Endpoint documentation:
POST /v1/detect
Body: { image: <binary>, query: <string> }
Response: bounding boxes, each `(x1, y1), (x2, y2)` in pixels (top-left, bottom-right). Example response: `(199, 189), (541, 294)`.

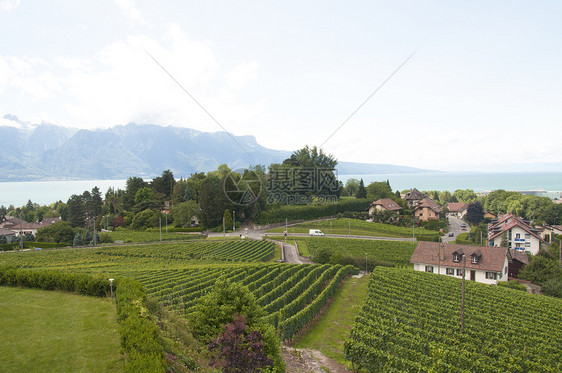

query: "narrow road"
(266, 232), (415, 242)
(444, 216), (470, 243)
(281, 242), (310, 264)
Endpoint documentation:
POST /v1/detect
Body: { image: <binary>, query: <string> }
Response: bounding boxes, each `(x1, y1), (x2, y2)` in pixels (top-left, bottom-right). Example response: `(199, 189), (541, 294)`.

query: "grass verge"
(294, 274), (370, 369)
(0, 286), (123, 372)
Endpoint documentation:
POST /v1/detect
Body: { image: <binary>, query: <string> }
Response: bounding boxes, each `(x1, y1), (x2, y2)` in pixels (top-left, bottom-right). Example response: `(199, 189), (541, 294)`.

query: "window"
(446, 268), (454, 275)
(525, 233), (531, 239)
(453, 254), (461, 262)
(471, 256), (478, 264)
(516, 233), (521, 239)
(425, 266), (433, 273)
(525, 242), (531, 247)
(456, 269), (464, 276)
(505, 267), (508, 274)
(485, 272), (497, 280)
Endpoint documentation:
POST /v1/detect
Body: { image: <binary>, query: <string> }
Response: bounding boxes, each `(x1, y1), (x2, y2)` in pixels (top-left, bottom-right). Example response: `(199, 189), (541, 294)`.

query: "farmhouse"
(0, 228), (16, 243)
(414, 198), (442, 221)
(536, 224), (562, 243)
(368, 198), (402, 215)
(447, 202), (468, 218)
(487, 213), (543, 255)
(410, 242), (510, 285)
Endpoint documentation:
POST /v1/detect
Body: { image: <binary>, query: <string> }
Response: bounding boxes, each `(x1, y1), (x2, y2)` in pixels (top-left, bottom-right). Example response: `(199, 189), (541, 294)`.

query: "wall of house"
(509, 226), (540, 255)
(416, 207), (439, 221)
(413, 261), (506, 285)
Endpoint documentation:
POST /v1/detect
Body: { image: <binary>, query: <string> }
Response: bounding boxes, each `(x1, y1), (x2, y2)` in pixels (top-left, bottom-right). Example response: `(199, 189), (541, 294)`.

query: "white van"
(309, 229), (325, 236)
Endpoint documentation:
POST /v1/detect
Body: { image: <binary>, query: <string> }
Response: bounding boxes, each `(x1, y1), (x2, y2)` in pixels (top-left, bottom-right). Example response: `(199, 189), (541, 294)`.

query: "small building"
(410, 242), (509, 285)
(483, 212), (496, 220)
(368, 198), (402, 215)
(403, 188), (424, 208)
(487, 213), (543, 255)
(447, 202), (468, 218)
(414, 198), (442, 221)
(507, 248), (529, 278)
(0, 228), (16, 243)
(537, 224), (562, 243)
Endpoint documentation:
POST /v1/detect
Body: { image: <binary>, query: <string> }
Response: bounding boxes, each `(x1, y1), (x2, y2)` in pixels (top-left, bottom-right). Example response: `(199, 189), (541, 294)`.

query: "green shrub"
(497, 280), (527, 292)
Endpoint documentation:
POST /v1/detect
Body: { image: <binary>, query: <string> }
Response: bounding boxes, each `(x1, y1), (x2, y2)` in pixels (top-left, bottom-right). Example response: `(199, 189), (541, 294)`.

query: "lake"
(1, 172), (561, 207)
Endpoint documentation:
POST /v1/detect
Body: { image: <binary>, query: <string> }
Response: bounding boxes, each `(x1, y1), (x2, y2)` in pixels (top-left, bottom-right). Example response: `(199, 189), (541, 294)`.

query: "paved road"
(444, 216), (470, 243)
(265, 232), (415, 242)
(282, 242), (309, 264)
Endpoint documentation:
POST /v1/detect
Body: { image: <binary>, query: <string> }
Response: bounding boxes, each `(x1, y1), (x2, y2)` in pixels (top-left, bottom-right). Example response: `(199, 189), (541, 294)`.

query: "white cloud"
(227, 61), (260, 90)
(114, 0), (148, 25)
(0, 0), (20, 12)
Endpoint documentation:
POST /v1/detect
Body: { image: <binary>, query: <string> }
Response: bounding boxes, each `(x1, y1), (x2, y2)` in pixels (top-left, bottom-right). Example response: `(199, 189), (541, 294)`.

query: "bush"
(497, 280), (527, 292)
(115, 278), (166, 372)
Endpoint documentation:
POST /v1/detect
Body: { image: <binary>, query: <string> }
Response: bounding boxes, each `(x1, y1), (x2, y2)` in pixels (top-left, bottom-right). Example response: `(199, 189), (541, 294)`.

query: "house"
(0, 228), (16, 243)
(507, 249), (529, 278)
(403, 188), (424, 208)
(0, 216), (60, 237)
(483, 212), (496, 220)
(487, 213), (543, 255)
(368, 198), (402, 215)
(536, 224), (562, 243)
(161, 201), (171, 215)
(414, 198), (442, 221)
(410, 242), (509, 285)
(447, 202), (468, 218)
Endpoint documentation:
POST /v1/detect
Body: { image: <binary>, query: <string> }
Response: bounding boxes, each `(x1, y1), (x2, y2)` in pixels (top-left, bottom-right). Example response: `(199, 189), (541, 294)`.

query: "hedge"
(0, 241), (67, 251)
(115, 278), (166, 372)
(0, 266), (109, 296)
(146, 227), (204, 233)
(257, 198), (371, 224)
(0, 267), (167, 372)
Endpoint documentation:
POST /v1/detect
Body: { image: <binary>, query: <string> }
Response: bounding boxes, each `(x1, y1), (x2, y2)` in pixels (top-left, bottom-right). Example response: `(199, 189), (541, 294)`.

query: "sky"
(1, 0), (561, 172)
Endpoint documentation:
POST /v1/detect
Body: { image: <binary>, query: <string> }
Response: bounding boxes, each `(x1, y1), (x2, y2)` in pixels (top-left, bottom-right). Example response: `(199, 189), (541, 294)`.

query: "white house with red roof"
(487, 213), (543, 255)
(410, 242), (510, 285)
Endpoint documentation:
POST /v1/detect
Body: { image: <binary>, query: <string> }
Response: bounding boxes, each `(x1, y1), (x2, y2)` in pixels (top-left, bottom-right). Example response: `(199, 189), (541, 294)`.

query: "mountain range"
(0, 115), (431, 181)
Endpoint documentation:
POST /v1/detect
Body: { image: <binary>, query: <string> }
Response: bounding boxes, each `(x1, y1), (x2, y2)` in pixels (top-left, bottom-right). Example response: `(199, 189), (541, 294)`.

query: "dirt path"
(283, 346), (351, 373)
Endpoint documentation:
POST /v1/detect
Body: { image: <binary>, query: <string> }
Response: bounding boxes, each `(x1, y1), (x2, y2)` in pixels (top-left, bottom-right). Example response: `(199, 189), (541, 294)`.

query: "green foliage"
(170, 200), (199, 228)
(73, 232), (83, 246)
(365, 180), (393, 201)
(307, 238), (415, 271)
(67, 194), (85, 227)
(465, 201), (484, 225)
(131, 209), (158, 230)
(497, 280), (528, 292)
(344, 267), (562, 372)
(356, 179), (367, 199)
(115, 278), (166, 372)
(0, 266), (110, 296)
(257, 199), (370, 225)
(36, 220), (75, 244)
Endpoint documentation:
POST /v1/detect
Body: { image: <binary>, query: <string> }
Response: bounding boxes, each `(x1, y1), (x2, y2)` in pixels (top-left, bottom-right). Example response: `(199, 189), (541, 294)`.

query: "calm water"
(340, 172), (562, 194)
(1, 172), (562, 207)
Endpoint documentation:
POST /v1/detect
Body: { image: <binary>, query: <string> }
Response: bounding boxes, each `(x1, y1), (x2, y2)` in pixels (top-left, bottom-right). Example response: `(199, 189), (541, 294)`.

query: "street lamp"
(109, 278), (114, 298)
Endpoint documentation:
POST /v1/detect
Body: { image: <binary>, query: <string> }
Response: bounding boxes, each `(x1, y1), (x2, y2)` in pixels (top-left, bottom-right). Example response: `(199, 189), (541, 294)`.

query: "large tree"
(356, 179), (367, 199)
(151, 169), (175, 199)
(67, 194), (85, 227)
(465, 201), (484, 225)
(123, 177), (146, 211)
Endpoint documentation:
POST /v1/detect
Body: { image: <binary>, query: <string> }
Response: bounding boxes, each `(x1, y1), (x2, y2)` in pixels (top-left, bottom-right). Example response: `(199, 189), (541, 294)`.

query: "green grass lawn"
(295, 274), (370, 368)
(0, 287), (123, 373)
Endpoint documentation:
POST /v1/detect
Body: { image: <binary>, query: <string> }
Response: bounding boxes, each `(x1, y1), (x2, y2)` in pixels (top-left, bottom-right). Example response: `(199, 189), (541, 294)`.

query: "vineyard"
(0, 239), (358, 341)
(345, 267), (562, 372)
(268, 218), (440, 240)
(306, 237), (416, 269)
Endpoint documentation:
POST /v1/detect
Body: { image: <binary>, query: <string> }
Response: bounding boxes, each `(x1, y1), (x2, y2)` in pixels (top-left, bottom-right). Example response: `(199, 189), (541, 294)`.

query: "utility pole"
(348, 219), (351, 237)
(165, 213), (168, 233)
(159, 217), (162, 242)
(19, 215), (23, 251)
(559, 240), (561, 268)
(461, 254), (466, 332)
(233, 211), (235, 233)
(365, 253), (368, 275)
(223, 217), (225, 241)
(93, 217), (96, 246)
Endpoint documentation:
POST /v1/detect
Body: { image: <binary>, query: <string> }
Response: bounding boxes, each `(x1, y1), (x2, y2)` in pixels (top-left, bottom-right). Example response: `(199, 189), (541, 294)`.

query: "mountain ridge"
(0, 115), (433, 181)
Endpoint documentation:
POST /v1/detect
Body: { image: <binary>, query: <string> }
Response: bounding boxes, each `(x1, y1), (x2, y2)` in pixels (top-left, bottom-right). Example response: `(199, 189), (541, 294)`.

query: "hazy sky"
(1, 0), (561, 172)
